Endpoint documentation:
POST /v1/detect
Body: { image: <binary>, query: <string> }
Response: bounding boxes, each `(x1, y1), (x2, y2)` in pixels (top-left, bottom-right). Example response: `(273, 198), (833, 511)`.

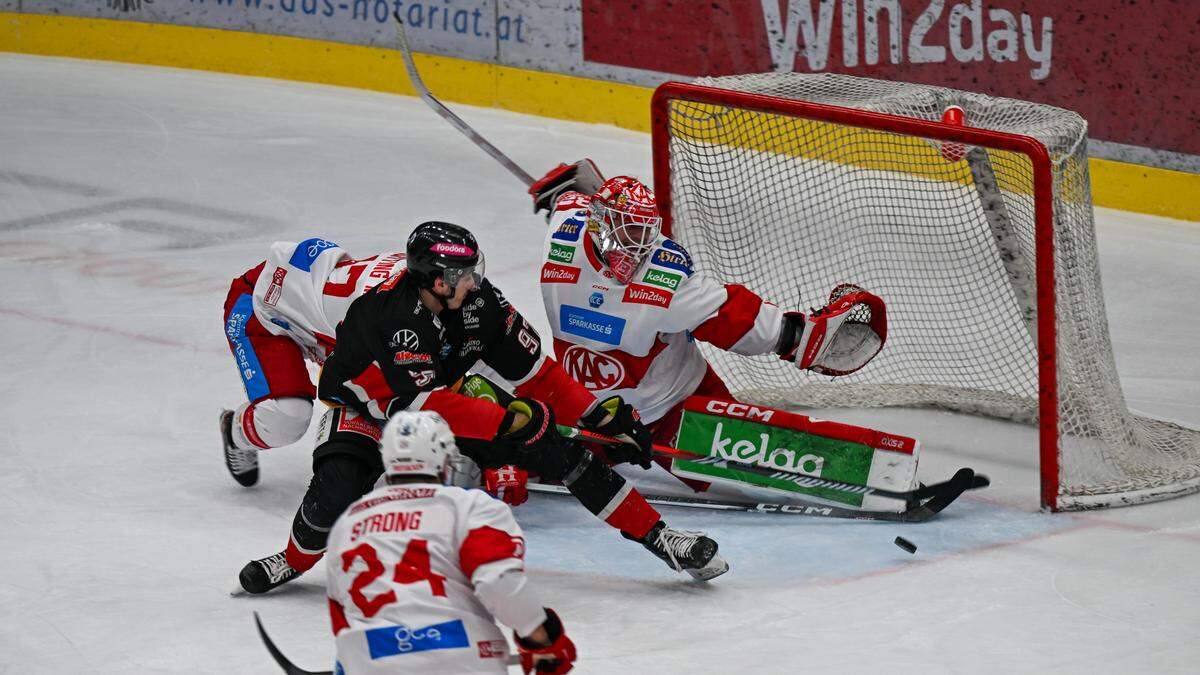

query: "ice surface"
(1, 54), (1198, 674)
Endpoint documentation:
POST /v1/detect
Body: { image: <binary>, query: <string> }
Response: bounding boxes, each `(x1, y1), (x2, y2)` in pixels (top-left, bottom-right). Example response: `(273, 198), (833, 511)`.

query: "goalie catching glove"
(529, 159), (605, 222)
(776, 284), (888, 376)
(578, 395), (653, 469)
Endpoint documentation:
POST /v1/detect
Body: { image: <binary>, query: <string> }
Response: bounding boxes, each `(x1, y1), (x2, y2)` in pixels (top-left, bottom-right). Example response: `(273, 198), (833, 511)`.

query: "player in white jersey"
(528, 163), (887, 487)
(326, 411), (576, 674)
(220, 238), (407, 486)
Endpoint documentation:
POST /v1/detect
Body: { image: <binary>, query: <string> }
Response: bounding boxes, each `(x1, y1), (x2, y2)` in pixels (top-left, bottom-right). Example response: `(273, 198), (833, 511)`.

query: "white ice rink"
(2, 53), (1198, 674)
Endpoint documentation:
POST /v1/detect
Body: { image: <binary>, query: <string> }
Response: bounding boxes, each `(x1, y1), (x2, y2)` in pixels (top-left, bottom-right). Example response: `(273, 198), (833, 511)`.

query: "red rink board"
(581, 0), (1200, 156)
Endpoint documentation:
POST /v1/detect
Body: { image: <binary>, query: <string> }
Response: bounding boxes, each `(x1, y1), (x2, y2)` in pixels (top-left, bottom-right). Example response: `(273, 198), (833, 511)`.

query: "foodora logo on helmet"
(589, 177), (662, 285)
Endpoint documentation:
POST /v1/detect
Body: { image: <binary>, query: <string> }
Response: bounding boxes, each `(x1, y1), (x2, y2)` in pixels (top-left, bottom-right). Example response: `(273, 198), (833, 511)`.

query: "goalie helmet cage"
(650, 73), (1200, 511)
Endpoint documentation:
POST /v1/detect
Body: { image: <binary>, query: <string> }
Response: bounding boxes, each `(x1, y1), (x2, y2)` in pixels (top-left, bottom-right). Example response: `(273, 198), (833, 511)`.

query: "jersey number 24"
(340, 539), (447, 617)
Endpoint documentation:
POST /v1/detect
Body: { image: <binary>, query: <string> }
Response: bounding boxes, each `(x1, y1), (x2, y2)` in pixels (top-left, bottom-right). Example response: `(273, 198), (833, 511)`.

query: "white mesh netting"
(660, 72), (1200, 510)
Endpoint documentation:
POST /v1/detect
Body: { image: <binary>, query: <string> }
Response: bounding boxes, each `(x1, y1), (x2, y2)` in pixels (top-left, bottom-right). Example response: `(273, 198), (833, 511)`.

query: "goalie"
(528, 162), (888, 488)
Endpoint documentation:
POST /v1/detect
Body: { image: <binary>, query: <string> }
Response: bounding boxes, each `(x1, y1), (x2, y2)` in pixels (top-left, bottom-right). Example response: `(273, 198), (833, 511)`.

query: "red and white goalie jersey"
(326, 483), (540, 674)
(539, 194), (785, 423)
(250, 238), (407, 363)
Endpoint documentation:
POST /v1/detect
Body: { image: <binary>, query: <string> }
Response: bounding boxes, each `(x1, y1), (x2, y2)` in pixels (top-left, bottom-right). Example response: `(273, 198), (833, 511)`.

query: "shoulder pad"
(373, 269), (406, 293)
(288, 237), (340, 272)
(550, 215), (588, 243)
(555, 191), (592, 212)
(647, 238), (694, 276)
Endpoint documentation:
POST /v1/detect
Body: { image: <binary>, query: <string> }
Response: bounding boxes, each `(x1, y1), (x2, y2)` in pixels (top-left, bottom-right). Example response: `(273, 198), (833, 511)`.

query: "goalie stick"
(391, 11), (536, 187)
(561, 426), (989, 504)
(529, 467), (977, 523)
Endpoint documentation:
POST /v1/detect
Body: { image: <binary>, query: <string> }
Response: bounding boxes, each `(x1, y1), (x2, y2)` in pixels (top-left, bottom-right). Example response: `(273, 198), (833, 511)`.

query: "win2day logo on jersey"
(623, 283), (672, 308)
(560, 305), (625, 346)
(541, 262), (580, 284)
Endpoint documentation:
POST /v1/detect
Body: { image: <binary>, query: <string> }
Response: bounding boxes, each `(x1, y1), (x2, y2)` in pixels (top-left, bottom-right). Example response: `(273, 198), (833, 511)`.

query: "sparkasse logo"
(622, 283), (671, 308)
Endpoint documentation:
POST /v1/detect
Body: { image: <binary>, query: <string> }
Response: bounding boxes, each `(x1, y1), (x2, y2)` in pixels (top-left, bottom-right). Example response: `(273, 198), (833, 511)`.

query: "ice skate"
(221, 409), (259, 487)
(238, 551), (301, 594)
(629, 521), (729, 581)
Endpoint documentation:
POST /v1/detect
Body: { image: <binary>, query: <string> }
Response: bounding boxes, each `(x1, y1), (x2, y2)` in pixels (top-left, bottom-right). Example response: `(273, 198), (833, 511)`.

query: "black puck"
(894, 536), (918, 554)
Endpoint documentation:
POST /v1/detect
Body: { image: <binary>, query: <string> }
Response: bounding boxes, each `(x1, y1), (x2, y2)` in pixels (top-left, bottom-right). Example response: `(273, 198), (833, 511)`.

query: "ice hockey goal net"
(651, 73), (1200, 511)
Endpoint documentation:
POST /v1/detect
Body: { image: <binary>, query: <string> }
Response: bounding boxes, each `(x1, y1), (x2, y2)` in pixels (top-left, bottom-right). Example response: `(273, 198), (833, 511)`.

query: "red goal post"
(650, 75), (1200, 511)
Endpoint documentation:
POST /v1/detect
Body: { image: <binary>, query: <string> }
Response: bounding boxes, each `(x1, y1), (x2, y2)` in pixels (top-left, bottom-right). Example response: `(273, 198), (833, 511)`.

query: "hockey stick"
(528, 467), (976, 523)
(254, 612), (331, 675)
(561, 426), (989, 503)
(392, 11), (536, 187)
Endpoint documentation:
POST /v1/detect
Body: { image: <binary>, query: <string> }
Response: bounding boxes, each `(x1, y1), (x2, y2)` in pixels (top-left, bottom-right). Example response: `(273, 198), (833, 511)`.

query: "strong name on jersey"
(539, 194), (785, 423)
(326, 484), (530, 674)
(251, 238), (407, 363)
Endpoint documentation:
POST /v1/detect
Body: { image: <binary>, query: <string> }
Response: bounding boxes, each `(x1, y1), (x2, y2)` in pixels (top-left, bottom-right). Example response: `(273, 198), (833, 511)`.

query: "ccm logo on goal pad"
(705, 399), (775, 423)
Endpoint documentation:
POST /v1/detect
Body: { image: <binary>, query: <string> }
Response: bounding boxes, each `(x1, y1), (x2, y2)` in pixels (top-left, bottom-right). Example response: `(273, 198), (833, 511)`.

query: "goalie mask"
(587, 176), (662, 285)
(380, 411), (460, 485)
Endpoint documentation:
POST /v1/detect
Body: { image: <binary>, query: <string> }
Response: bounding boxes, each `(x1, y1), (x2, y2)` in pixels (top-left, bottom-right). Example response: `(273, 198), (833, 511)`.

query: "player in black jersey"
(237, 222), (728, 594)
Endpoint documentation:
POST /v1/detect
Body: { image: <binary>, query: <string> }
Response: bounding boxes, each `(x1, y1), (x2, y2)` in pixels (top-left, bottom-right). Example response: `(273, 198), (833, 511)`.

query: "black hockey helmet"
(406, 221), (485, 288)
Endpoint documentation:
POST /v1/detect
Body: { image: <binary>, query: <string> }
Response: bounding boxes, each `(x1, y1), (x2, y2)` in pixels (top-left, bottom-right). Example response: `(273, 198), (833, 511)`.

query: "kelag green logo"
(708, 422), (825, 475)
(642, 268), (681, 291)
(675, 410), (875, 506)
(548, 243), (575, 264)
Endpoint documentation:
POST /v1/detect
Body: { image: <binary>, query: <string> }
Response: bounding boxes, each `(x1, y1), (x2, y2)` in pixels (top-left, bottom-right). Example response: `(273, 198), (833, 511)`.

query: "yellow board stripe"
(1090, 158), (1200, 221)
(1, 12), (1195, 221)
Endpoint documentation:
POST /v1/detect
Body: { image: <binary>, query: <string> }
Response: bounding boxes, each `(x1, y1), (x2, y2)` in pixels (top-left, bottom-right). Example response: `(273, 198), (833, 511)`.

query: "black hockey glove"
(499, 398), (568, 458)
(528, 159), (605, 222)
(578, 396), (653, 470)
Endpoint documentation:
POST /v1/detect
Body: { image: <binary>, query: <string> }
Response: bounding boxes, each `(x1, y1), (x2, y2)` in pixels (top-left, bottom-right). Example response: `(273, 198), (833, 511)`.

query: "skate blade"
(685, 554), (729, 582)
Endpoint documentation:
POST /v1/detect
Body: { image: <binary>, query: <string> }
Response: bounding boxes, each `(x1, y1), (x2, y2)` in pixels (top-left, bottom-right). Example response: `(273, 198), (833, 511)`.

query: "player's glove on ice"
(578, 396), (653, 469)
(484, 464), (529, 506)
(528, 159), (604, 222)
(516, 608), (577, 674)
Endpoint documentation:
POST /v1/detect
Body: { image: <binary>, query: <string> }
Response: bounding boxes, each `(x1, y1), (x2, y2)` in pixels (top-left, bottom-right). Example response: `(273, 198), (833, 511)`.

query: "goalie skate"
(629, 522), (729, 581)
(220, 409), (259, 487)
(238, 551), (301, 595)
